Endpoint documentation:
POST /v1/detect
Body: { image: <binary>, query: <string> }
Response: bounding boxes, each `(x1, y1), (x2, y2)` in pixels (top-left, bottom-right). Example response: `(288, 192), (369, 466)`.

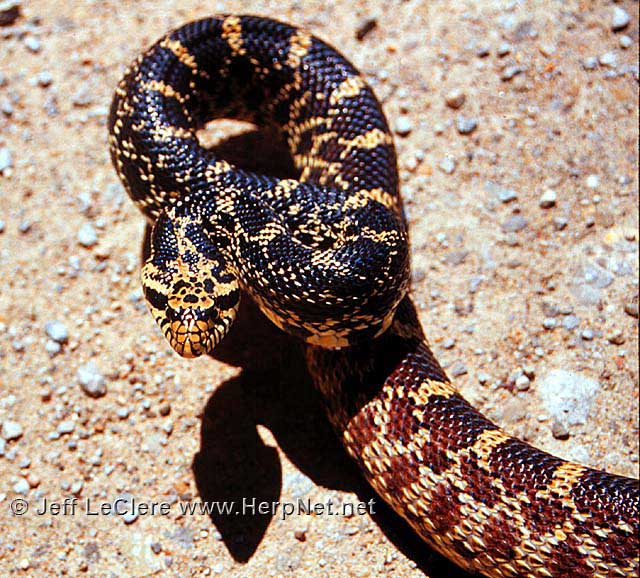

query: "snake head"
(142, 265), (240, 358)
(141, 210), (241, 358)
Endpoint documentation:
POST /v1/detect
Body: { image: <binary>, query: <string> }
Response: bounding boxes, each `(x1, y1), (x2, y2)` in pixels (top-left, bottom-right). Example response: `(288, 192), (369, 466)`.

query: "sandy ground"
(0, 1), (638, 576)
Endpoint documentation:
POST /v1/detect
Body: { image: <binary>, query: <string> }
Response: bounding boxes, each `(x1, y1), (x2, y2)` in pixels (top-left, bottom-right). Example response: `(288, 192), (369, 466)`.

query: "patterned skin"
(108, 15), (640, 577)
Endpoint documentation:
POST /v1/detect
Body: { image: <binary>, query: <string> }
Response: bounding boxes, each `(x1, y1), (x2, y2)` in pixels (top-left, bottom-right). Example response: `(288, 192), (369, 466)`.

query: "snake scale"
(108, 15), (639, 577)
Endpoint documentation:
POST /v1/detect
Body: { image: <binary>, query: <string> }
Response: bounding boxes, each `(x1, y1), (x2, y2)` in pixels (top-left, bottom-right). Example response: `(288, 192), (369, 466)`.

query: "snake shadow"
(143, 124), (476, 577)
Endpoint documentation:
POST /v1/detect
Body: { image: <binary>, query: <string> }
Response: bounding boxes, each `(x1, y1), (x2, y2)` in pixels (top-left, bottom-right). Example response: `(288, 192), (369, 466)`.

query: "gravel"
(586, 174), (600, 189)
(539, 370), (599, 427)
(539, 189), (557, 208)
(77, 223), (98, 247)
(444, 88), (466, 109)
(13, 478), (30, 495)
(438, 155), (456, 174)
(355, 16), (377, 41)
(501, 65), (525, 81)
(394, 115), (413, 136)
(611, 6), (630, 31)
(496, 188), (518, 203)
(44, 320), (68, 343)
(57, 420), (75, 435)
(624, 303), (639, 318)
(2, 420), (23, 440)
(77, 362), (107, 398)
(0, 146), (12, 172)
(599, 52), (618, 68)
(501, 214), (528, 233)
(24, 36), (42, 53)
(36, 71), (53, 87)
(619, 35), (632, 49)
(449, 362), (468, 377)
(456, 116), (478, 135)
(581, 328), (595, 341)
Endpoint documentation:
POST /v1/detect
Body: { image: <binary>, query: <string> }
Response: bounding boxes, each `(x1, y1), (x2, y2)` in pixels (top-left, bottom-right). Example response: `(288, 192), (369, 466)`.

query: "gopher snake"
(108, 15), (639, 577)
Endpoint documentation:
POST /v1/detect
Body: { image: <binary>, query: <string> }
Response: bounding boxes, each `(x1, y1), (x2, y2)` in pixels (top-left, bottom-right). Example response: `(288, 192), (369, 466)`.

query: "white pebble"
(599, 52), (618, 68)
(77, 362), (107, 398)
(539, 189), (557, 208)
(2, 420), (23, 441)
(45, 320), (68, 343)
(57, 420), (75, 435)
(77, 223), (98, 247)
(586, 174), (600, 189)
(394, 115), (413, 136)
(438, 156), (456, 174)
(23, 36), (41, 52)
(0, 147), (12, 172)
(444, 88), (466, 109)
(611, 6), (630, 31)
(13, 478), (30, 495)
(619, 35), (632, 49)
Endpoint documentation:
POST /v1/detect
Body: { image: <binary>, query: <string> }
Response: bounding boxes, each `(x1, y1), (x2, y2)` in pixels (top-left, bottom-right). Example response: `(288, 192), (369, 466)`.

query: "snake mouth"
(161, 305), (236, 358)
(167, 317), (215, 358)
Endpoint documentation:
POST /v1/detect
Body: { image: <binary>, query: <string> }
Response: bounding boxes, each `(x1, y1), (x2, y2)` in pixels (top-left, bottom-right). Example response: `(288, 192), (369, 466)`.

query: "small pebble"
(77, 362), (107, 398)
(501, 214), (528, 233)
(445, 88), (466, 109)
(497, 42), (512, 56)
(553, 217), (568, 231)
(442, 338), (455, 350)
(477, 372), (490, 385)
(562, 315), (580, 330)
(450, 362), (468, 377)
(438, 156), (456, 174)
(551, 419), (570, 440)
(515, 375), (530, 391)
(77, 223), (98, 247)
(0, 0), (21, 26)
(599, 52), (617, 68)
(45, 340), (61, 356)
(57, 420), (75, 435)
(0, 147), (12, 172)
(501, 66), (525, 81)
(394, 115), (413, 136)
(586, 174), (600, 189)
(543, 317), (557, 330)
(13, 478), (30, 495)
(623, 303), (639, 318)
(24, 36), (41, 52)
(619, 35), (632, 49)
(0, 219), (4, 233)
(582, 57), (598, 70)
(539, 189), (557, 208)
(44, 320), (68, 343)
(456, 116), (478, 135)
(150, 542), (162, 554)
(611, 6), (630, 31)
(539, 370), (599, 427)
(497, 188), (518, 203)
(607, 330), (625, 345)
(581, 329), (594, 341)
(36, 71), (53, 87)
(294, 530), (307, 542)
(2, 420), (23, 441)
(355, 16), (377, 41)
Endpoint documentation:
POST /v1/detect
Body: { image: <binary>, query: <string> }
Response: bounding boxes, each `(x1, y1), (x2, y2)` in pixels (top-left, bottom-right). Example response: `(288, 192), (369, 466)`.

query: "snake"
(107, 15), (639, 578)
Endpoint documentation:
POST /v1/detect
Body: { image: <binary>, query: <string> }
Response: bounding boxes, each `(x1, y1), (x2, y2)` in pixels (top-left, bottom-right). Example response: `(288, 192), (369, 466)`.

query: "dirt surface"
(0, 1), (638, 576)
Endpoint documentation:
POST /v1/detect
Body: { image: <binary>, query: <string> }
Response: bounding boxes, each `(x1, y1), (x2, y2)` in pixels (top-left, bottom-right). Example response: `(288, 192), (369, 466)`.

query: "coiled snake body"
(108, 15), (639, 577)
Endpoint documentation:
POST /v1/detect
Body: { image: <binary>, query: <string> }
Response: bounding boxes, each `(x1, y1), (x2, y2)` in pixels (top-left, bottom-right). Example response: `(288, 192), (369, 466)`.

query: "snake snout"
(164, 304), (234, 358)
